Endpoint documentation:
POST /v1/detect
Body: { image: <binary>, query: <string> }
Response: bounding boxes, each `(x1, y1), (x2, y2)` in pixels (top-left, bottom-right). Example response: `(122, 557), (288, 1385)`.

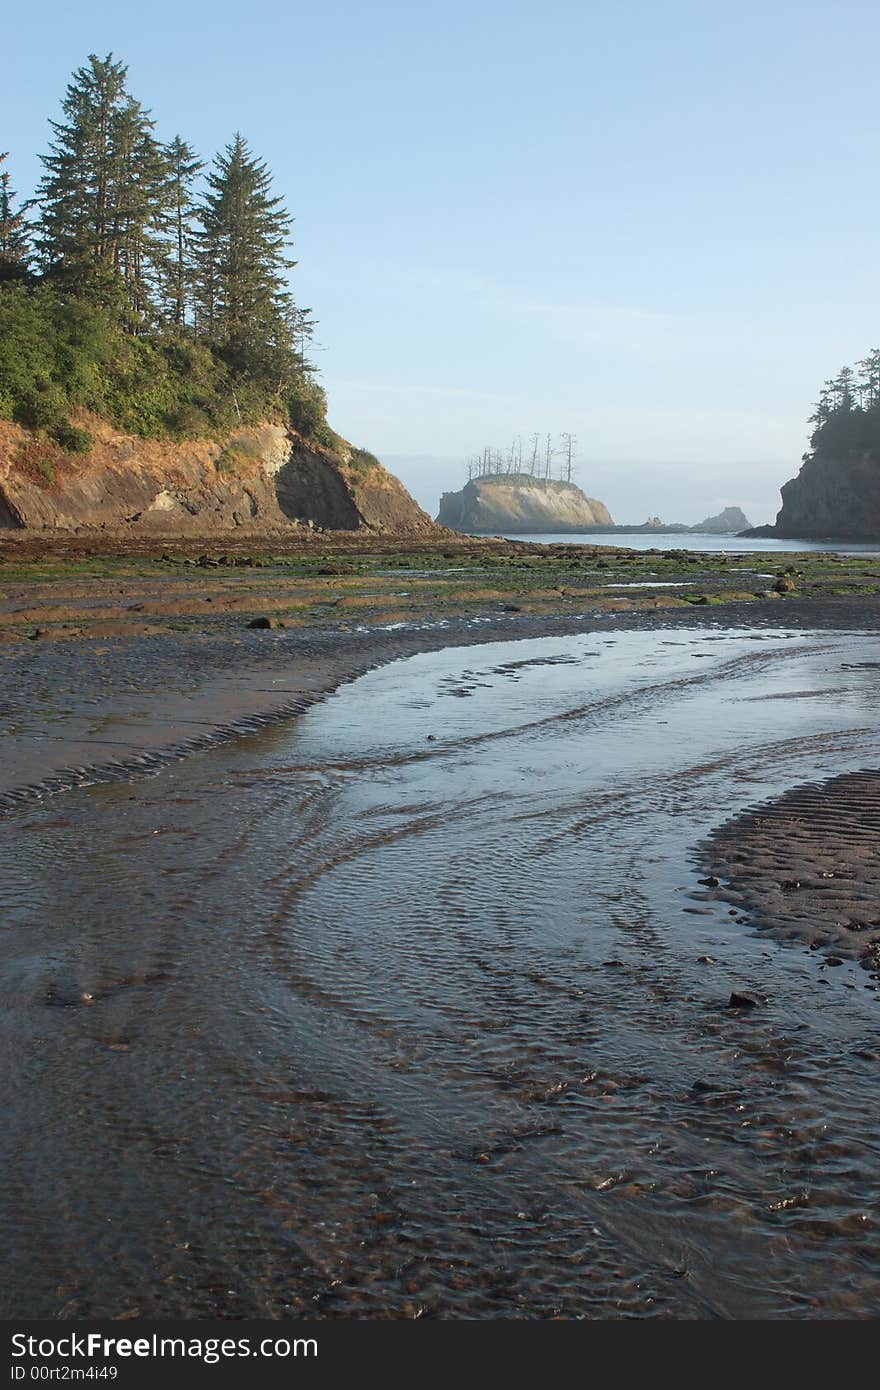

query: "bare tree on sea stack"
(559, 432), (576, 483)
(463, 433), (584, 482)
(543, 433), (555, 480)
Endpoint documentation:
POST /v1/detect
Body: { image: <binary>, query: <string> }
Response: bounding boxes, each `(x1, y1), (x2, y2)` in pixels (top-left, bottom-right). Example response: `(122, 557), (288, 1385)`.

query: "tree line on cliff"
(806, 351), (880, 464)
(0, 54), (329, 452)
(465, 433), (579, 483)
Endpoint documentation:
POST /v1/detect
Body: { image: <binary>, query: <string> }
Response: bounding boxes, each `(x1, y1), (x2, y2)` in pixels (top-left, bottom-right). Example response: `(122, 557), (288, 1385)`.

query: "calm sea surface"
(498, 531), (880, 554)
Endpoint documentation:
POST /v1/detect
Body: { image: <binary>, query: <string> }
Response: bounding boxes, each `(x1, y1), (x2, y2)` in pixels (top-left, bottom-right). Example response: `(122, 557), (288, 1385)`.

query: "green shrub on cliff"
(348, 447), (381, 474)
(0, 279), (330, 445)
(52, 423), (93, 453)
(0, 284), (113, 429)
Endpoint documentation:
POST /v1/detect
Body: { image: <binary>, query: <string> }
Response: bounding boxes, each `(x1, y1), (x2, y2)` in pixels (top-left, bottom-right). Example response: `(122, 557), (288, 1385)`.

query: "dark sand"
(3, 597), (880, 1318)
(4, 590), (879, 812)
(704, 767), (880, 971)
(4, 539), (880, 1318)
(3, 564), (880, 971)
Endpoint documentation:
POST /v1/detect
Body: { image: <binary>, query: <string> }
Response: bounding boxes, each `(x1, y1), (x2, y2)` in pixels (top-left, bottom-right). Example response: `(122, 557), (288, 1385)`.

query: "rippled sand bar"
(2, 623), (879, 1318)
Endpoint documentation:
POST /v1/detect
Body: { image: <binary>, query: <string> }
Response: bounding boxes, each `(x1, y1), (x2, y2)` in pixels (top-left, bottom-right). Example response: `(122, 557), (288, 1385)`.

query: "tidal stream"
(2, 624), (879, 1318)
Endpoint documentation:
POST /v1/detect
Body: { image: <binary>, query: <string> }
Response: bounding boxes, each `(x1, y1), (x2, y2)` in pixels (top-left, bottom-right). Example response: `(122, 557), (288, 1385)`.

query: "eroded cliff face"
(771, 451), (880, 539)
(438, 474), (613, 532)
(0, 416), (439, 536)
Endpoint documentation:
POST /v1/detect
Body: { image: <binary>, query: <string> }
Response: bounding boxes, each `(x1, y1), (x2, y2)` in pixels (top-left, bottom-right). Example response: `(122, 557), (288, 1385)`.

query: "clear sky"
(4, 1), (878, 523)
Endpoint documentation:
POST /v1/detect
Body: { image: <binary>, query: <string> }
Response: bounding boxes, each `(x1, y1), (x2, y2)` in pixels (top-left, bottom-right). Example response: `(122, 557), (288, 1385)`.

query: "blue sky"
(5, 1), (878, 522)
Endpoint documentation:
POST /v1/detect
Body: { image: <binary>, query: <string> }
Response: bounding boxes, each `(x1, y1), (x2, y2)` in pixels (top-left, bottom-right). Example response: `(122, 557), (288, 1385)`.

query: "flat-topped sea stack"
(438, 473), (613, 534)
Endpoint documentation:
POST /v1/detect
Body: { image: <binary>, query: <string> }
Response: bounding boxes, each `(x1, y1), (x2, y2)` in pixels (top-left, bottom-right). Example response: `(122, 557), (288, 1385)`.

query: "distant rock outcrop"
(693, 506), (750, 533)
(437, 473), (613, 533)
(0, 417), (440, 536)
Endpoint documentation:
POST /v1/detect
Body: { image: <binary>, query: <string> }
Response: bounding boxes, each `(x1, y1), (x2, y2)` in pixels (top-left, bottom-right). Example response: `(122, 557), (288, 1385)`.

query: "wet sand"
(3, 565), (880, 812)
(704, 768), (880, 970)
(2, 556), (880, 1319)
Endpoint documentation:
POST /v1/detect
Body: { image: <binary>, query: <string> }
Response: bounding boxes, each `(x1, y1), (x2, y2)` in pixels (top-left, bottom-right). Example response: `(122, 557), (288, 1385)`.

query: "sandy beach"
(4, 532), (880, 811)
(3, 537), (880, 1319)
(4, 538), (880, 971)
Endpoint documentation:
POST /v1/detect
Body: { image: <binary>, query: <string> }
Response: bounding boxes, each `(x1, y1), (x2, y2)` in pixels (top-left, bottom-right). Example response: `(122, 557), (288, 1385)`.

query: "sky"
(4, 1), (878, 524)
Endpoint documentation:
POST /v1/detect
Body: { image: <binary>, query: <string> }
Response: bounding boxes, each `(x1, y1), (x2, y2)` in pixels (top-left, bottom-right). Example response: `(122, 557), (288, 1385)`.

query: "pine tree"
(113, 98), (173, 330)
(36, 53), (130, 297)
(810, 372), (855, 425)
(35, 53), (168, 326)
(195, 133), (295, 360)
(4, 54), (329, 441)
(856, 349), (880, 409)
(0, 152), (31, 280)
(161, 136), (203, 329)
(809, 384), (834, 429)
(290, 303), (318, 370)
(835, 366), (857, 410)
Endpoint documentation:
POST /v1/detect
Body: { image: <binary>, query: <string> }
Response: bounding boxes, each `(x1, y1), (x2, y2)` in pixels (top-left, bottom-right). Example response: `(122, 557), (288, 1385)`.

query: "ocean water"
(497, 531), (880, 554)
(2, 623), (879, 1318)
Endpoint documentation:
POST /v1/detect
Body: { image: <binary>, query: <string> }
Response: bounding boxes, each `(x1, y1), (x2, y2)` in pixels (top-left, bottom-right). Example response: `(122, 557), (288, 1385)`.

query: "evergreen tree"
(0, 152), (31, 280)
(195, 133), (295, 359)
(857, 349), (880, 409)
(807, 353), (880, 463)
(290, 304), (318, 368)
(113, 99), (172, 330)
(835, 365), (857, 410)
(35, 53), (168, 326)
(36, 54), (130, 297)
(2, 54), (328, 443)
(161, 136), (203, 329)
(809, 384), (834, 429)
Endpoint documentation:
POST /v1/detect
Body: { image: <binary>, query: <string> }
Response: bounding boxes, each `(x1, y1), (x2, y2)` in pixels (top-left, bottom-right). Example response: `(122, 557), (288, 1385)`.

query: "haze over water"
(502, 533), (880, 554)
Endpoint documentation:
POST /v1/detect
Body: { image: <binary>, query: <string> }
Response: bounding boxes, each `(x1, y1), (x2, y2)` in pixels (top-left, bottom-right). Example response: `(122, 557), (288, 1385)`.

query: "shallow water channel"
(2, 624), (879, 1318)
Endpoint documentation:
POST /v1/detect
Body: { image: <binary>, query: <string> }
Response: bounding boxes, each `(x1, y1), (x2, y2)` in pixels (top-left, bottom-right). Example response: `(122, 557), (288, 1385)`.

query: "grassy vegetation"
(0, 282), (331, 448)
(347, 447), (382, 475)
(10, 435), (68, 488)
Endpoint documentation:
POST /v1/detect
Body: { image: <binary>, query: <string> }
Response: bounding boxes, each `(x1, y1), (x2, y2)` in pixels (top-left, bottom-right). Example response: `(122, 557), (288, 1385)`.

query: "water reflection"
(1, 625), (879, 1318)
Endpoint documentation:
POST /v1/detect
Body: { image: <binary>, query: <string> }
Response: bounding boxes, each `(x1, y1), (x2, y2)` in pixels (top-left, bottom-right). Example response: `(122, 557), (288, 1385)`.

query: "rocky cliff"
(759, 450), (880, 540)
(0, 416), (439, 536)
(437, 474), (613, 533)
